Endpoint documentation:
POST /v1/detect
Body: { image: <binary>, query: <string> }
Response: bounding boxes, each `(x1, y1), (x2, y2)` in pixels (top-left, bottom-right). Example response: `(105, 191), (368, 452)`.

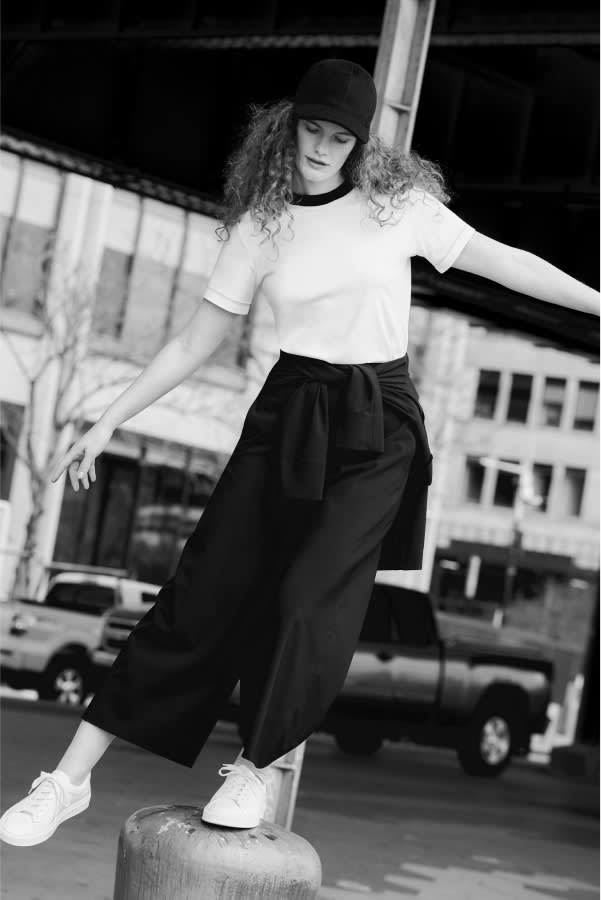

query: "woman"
(1, 58), (598, 846)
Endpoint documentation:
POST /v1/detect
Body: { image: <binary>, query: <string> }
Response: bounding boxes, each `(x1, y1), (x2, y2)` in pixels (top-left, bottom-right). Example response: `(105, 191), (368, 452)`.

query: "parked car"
(0, 572), (159, 705)
(320, 581), (553, 776)
(91, 579), (553, 777)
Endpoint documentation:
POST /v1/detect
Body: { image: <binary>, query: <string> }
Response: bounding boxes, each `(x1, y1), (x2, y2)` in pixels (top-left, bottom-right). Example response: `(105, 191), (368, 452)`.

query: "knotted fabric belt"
(275, 350), (420, 502)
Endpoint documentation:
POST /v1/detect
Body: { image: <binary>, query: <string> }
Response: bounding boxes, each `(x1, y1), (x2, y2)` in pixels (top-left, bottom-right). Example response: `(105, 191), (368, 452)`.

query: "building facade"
(434, 322), (598, 616)
(0, 152), (274, 597)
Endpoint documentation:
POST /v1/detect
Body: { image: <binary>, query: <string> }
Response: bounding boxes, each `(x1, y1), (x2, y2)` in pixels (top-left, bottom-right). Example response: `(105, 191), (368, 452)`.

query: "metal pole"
(480, 458), (541, 625)
(503, 523), (522, 610)
(264, 0), (441, 831)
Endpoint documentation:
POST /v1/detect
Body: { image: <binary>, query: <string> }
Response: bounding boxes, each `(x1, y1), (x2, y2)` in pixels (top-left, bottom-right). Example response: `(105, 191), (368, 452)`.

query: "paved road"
(1, 697), (598, 900)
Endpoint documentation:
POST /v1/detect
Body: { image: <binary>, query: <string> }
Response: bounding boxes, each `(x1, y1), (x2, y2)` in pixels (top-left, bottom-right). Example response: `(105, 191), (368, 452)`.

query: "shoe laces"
(22, 771), (63, 823)
(217, 763), (265, 802)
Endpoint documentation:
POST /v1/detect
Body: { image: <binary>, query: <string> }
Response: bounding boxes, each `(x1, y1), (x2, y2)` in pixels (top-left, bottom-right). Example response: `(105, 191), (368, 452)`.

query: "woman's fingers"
(68, 457), (91, 491)
(68, 459), (81, 491)
(76, 450), (94, 490)
(50, 445), (81, 484)
(50, 437), (101, 490)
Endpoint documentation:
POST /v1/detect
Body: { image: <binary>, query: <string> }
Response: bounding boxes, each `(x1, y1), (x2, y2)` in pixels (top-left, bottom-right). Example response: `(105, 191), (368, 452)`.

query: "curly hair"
(216, 98), (452, 247)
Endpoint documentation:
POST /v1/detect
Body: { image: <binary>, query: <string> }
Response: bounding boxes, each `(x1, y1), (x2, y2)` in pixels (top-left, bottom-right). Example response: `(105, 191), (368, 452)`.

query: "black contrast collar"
(291, 179), (353, 206)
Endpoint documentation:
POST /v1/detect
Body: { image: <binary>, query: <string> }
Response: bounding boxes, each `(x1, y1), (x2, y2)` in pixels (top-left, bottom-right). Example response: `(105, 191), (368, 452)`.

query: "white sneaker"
(0, 769), (91, 847)
(201, 762), (268, 828)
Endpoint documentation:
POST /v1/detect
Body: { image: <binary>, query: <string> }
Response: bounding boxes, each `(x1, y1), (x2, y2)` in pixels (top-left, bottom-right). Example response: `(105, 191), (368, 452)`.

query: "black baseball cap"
(293, 58), (378, 144)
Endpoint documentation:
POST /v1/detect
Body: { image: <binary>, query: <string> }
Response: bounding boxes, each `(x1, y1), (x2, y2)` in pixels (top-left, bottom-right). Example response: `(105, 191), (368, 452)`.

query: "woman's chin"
(301, 172), (325, 186)
(296, 168), (339, 191)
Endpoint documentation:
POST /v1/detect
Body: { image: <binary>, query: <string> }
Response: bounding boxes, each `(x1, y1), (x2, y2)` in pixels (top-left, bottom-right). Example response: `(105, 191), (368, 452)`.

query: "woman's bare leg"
(55, 721), (116, 785)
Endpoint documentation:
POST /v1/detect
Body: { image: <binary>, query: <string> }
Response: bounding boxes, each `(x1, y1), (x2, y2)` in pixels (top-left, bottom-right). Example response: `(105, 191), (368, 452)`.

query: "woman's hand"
(49, 421), (115, 491)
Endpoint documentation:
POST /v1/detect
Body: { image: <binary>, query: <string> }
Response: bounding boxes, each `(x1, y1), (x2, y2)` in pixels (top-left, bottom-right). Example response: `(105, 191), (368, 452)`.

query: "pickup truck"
(91, 579), (553, 777)
(0, 572), (159, 704)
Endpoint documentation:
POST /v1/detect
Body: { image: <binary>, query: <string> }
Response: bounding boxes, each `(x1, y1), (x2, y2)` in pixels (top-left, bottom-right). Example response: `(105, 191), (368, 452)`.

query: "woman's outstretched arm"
(451, 231), (600, 317)
(96, 298), (238, 433)
(49, 298), (239, 490)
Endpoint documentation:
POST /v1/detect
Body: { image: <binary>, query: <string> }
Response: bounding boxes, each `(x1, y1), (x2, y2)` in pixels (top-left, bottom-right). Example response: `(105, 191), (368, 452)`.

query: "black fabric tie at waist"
(263, 349), (432, 570)
(277, 352), (404, 501)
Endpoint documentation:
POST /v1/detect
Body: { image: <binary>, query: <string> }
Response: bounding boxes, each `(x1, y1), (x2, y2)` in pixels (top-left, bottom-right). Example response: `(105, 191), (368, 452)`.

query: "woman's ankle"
(55, 766), (91, 787)
(237, 753), (271, 775)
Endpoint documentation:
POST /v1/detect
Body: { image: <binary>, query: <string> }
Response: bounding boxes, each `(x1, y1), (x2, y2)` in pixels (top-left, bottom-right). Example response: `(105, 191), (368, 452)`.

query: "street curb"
(0, 694), (239, 734)
(1, 694), (87, 717)
(3, 694), (594, 790)
(550, 742), (600, 781)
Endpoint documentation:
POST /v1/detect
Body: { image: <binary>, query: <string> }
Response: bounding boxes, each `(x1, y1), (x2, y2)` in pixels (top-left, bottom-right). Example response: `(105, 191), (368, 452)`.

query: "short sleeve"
(204, 222), (257, 315)
(404, 188), (476, 273)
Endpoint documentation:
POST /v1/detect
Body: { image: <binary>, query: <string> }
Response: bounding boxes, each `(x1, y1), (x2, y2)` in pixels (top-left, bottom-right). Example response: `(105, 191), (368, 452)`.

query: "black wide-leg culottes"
(81, 349), (427, 769)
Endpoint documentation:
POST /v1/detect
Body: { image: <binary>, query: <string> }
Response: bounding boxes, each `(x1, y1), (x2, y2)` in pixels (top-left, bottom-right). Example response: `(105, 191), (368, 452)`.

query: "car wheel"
(457, 701), (518, 777)
(334, 729), (384, 757)
(38, 656), (90, 706)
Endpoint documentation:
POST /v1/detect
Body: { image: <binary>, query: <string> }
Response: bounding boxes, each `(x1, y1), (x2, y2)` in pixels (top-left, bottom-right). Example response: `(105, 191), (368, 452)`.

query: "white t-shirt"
(204, 184), (476, 364)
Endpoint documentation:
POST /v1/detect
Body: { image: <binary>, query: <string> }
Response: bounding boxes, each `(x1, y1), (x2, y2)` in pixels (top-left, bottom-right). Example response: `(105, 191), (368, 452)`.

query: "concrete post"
(112, 805), (322, 900)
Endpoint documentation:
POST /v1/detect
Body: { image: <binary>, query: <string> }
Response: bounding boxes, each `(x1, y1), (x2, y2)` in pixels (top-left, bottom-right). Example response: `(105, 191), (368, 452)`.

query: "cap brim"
(293, 103), (367, 142)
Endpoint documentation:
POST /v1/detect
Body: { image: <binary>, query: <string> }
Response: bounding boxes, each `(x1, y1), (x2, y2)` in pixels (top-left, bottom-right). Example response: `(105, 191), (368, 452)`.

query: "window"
(53, 431), (227, 586)
(45, 583), (115, 616)
(93, 246), (133, 338)
(465, 456), (485, 502)
(0, 152), (20, 261)
(474, 562), (506, 605)
(540, 377), (566, 427)
(562, 468), (586, 517)
(170, 211), (246, 370)
(91, 190), (247, 369)
(474, 370), (500, 418)
(0, 159), (63, 315)
(53, 453), (139, 570)
(95, 458), (139, 569)
(121, 199), (185, 355)
(506, 373), (532, 423)
(93, 190), (142, 339)
(573, 381), (598, 431)
(492, 458), (519, 507)
(0, 402), (25, 500)
(532, 463), (553, 513)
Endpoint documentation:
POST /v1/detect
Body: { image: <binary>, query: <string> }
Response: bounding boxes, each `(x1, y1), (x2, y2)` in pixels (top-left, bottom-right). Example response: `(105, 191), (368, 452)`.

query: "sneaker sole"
(201, 806), (262, 829)
(0, 793), (91, 847)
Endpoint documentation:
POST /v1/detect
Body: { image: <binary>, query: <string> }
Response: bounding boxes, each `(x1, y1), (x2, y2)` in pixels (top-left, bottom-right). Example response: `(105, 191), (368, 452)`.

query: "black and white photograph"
(0, 2), (599, 898)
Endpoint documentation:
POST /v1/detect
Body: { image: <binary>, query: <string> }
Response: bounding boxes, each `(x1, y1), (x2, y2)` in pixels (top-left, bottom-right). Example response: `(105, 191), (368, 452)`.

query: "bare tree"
(1, 241), (253, 601)
(1, 253), (139, 599)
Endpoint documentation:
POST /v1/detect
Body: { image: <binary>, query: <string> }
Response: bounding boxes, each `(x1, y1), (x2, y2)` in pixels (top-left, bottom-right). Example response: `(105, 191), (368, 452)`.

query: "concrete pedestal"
(113, 804), (322, 899)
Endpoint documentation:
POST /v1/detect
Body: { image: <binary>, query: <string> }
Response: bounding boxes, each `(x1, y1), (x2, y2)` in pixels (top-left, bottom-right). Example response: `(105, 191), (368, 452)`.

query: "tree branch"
(0, 327), (35, 383)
